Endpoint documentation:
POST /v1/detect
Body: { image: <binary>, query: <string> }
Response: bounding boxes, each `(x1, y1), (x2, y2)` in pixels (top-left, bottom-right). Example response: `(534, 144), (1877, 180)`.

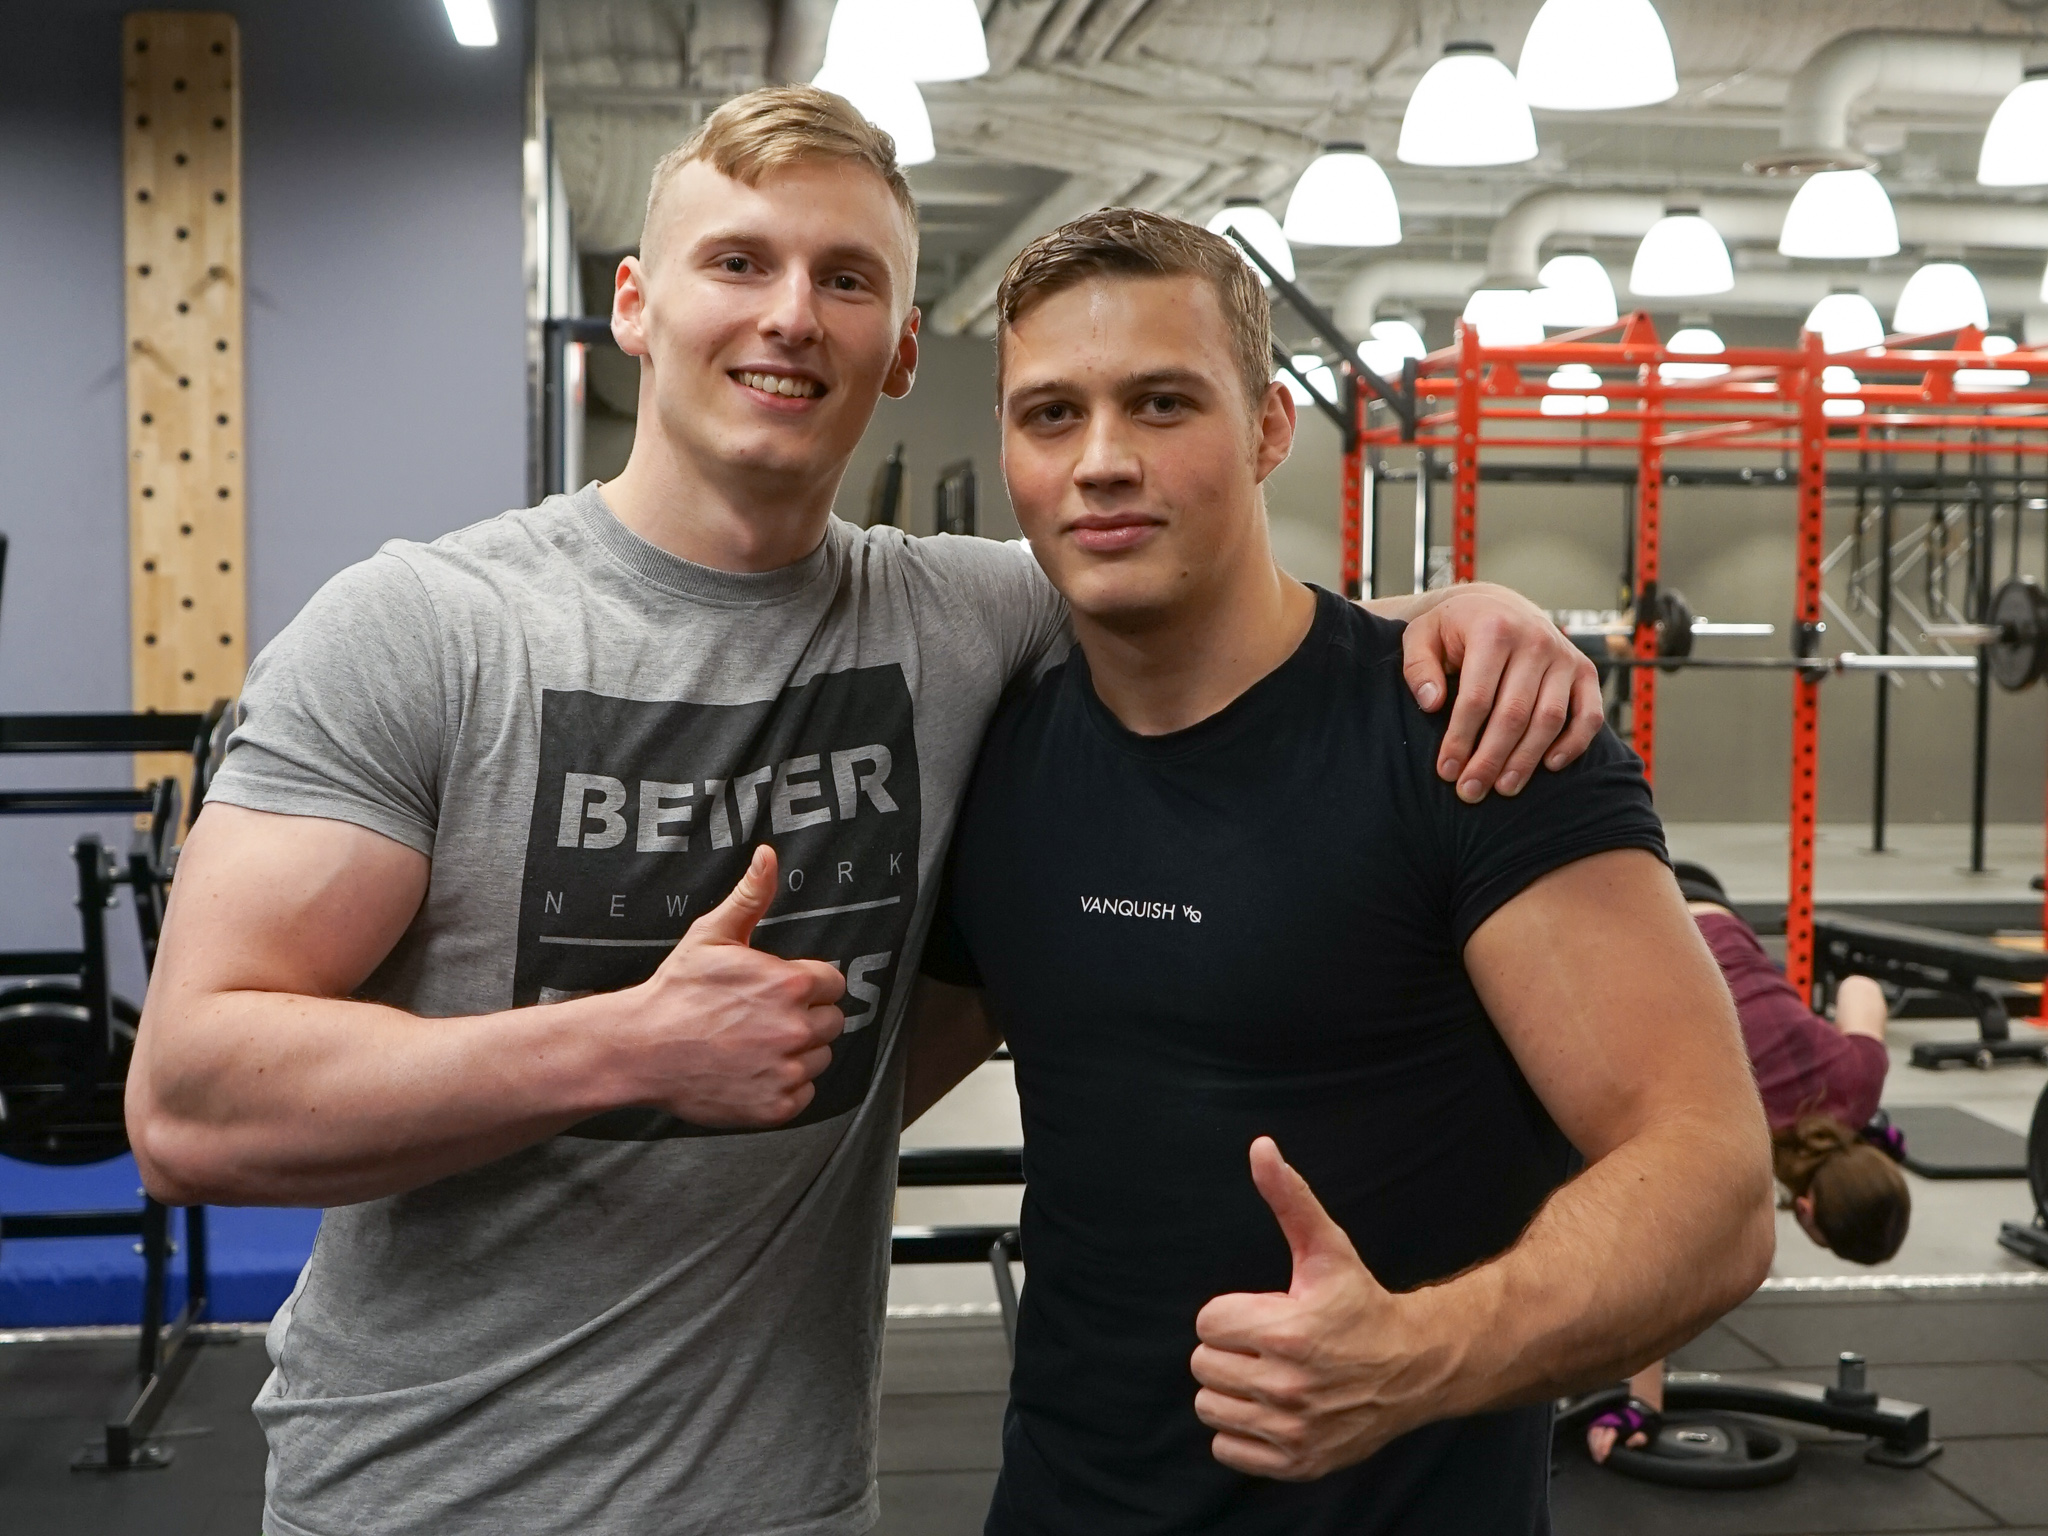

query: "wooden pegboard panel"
(123, 11), (245, 793)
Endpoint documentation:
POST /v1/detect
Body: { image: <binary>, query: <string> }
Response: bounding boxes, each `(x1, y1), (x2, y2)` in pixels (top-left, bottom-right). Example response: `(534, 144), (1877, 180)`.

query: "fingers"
(1588, 1424), (1615, 1464)
(1435, 628), (1509, 799)
(1548, 652), (1606, 772)
(1246, 1137), (1357, 1286)
(791, 957), (849, 1005)
(685, 844), (779, 946)
(1399, 611), (1450, 715)
(1488, 655), (1574, 797)
(804, 1002), (846, 1046)
(1210, 1430), (1306, 1480)
(1193, 1291), (1293, 1354)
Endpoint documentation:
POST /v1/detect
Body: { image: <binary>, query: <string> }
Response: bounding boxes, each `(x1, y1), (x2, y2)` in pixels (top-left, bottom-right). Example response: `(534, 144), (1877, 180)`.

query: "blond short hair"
(995, 207), (1273, 406)
(641, 85), (919, 279)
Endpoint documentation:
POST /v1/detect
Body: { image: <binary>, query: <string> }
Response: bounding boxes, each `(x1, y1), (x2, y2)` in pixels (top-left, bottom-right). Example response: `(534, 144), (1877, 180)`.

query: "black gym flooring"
(2, 1286), (2046, 1535)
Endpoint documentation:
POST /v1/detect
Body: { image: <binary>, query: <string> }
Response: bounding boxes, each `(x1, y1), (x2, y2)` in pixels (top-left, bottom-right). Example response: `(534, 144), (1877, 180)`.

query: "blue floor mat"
(0, 1154), (319, 1326)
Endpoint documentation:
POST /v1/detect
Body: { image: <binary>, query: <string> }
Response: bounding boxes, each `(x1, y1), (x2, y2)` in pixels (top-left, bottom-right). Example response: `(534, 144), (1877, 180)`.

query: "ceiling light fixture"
(1516, 0), (1677, 111)
(442, 0), (497, 46)
(1822, 365), (1864, 417)
(823, 0), (988, 82)
(1533, 251), (1618, 327)
(1892, 262), (1989, 335)
(1777, 170), (1900, 259)
(811, 60), (936, 165)
(1978, 65), (2048, 187)
(1283, 145), (1402, 246)
(1398, 42), (1538, 167)
(1462, 286), (1544, 347)
(1802, 289), (1886, 354)
(1541, 363), (1610, 416)
(1369, 319), (1429, 359)
(1630, 208), (1733, 297)
(1279, 353), (1338, 405)
(1660, 325), (1729, 381)
(1208, 199), (1294, 284)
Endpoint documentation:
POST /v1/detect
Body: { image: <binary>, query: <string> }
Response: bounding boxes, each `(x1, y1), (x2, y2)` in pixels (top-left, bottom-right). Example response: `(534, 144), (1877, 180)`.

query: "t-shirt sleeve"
(204, 551), (449, 855)
(1434, 717), (1669, 951)
(918, 533), (1073, 684)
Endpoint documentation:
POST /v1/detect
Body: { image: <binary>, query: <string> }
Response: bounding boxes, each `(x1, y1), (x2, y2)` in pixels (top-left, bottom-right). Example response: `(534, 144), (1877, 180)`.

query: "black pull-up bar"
(1223, 227), (1417, 439)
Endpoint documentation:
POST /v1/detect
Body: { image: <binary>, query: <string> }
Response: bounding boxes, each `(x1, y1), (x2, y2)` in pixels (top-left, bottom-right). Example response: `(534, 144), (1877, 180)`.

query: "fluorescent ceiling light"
(1892, 262), (1988, 335)
(1360, 340), (1407, 379)
(443, 0), (497, 46)
(1978, 66), (2048, 187)
(1398, 43), (1538, 167)
(1369, 319), (1428, 359)
(1283, 145), (1401, 247)
(1462, 287), (1544, 347)
(1803, 290), (1885, 354)
(1985, 335), (2018, 356)
(1630, 209), (1733, 297)
(1516, 0), (1677, 110)
(811, 60), (936, 165)
(1777, 170), (1899, 259)
(1660, 326), (1729, 380)
(1533, 252), (1618, 327)
(1541, 363), (1609, 415)
(1959, 335), (2029, 391)
(1208, 200), (1294, 284)
(824, 0), (988, 82)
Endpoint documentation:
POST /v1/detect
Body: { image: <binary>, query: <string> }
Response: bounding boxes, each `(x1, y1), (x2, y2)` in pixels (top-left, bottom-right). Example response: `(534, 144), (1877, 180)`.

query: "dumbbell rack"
(0, 703), (229, 1470)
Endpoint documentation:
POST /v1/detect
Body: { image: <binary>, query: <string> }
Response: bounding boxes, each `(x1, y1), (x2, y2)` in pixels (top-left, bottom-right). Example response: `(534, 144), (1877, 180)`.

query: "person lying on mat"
(1587, 858), (1909, 1465)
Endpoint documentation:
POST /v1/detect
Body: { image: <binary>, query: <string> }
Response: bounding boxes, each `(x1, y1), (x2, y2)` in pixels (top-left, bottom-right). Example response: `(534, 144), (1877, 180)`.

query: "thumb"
(1399, 607), (1452, 713)
(1248, 1136), (1360, 1294)
(686, 844), (778, 947)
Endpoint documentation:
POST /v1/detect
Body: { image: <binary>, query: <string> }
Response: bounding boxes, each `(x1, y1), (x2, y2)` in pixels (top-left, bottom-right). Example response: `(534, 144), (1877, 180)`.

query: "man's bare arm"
(900, 975), (1002, 1128)
(127, 804), (846, 1208)
(1368, 582), (1605, 802)
(1189, 848), (1773, 1479)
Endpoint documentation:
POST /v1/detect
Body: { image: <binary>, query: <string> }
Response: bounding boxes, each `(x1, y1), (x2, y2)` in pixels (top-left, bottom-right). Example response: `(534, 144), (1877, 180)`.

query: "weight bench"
(1812, 910), (2048, 1070)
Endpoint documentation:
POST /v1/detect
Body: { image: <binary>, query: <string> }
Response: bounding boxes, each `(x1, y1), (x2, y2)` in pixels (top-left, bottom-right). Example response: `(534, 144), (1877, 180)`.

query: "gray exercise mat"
(1885, 1105), (2030, 1179)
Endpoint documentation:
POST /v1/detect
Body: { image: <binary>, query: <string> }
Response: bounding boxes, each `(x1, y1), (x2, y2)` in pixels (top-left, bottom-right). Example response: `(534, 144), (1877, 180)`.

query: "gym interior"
(4, 1), (2048, 1533)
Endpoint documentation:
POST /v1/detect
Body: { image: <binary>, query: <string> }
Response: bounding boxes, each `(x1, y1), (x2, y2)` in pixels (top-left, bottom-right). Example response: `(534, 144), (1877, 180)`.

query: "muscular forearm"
(130, 989), (626, 1207)
(1410, 1113), (1773, 1420)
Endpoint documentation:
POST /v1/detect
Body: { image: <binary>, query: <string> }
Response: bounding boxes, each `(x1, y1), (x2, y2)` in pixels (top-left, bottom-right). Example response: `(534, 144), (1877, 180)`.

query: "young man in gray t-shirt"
(128, 88), (1604, 1536)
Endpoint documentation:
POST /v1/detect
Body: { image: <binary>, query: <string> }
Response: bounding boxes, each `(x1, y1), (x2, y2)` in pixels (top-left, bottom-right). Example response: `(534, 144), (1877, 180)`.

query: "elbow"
(1717, 1129), (1779, 1309)
(125, 1077), (232, 1207)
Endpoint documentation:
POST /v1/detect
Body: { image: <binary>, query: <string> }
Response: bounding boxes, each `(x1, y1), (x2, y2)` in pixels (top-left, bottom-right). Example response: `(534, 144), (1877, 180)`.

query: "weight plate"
(1656, 588), (1695, 670)
(0, 983), (141, 1166)
(1987, 577), (2048, 692)
(1605, 1412), (1800, 1490)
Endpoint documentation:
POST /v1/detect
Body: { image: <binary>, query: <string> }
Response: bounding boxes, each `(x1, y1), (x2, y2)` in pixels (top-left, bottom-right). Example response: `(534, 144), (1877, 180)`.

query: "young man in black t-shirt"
(902, 209), (1776, 1536)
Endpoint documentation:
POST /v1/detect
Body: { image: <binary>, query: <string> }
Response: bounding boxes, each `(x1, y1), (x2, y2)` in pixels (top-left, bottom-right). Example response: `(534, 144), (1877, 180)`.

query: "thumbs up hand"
(611, 844), (848, 1128)
(1191, 1138), (1444, 1481)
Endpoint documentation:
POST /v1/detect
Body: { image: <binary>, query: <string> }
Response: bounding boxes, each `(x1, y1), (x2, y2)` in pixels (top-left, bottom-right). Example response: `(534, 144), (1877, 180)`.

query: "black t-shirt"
(921, 588), (1667, 1536)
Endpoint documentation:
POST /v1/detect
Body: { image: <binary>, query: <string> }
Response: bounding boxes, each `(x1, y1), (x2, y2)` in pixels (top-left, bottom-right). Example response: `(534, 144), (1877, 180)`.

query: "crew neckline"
(572, 482), (835, 605)
(1071, 586), (1342, 760)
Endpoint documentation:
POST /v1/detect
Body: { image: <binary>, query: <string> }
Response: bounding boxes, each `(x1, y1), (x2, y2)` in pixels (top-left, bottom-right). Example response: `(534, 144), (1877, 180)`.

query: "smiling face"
(1000, 272), (1295, 631)
(613, 156), (919, 502)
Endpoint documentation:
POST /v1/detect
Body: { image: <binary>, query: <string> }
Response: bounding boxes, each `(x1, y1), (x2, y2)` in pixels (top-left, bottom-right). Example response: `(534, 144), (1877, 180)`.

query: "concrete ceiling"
(541, 0), (2048, 346)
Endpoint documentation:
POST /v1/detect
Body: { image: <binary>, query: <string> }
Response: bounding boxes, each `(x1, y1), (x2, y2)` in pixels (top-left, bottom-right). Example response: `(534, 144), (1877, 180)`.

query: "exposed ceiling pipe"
(766, 0), (834, 85)
(1484, 186), (2048, 289)
(929, 172), (1136, 335)
(1337, 259), (2048, 335)
(1749, 29), (2030, 175)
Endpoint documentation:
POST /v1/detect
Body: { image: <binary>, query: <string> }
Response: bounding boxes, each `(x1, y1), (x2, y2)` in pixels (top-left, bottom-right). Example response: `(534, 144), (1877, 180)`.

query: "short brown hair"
(995, 207), (1273, 405)
(641, 85), (919, 279)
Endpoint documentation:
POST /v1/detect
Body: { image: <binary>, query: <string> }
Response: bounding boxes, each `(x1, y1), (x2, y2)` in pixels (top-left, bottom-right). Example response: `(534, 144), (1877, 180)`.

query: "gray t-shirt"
(208, 485), (1067, 1536)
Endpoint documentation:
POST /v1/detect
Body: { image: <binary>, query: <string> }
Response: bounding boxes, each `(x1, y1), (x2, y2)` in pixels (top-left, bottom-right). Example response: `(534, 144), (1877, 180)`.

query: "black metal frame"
(541, 315), (618, 499)
(0, 703), (228, 1470)
(1813, 909), (2048, 1069)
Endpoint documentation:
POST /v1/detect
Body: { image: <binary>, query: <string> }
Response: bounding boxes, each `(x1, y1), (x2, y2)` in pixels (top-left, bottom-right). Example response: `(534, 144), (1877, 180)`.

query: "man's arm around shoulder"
(128, 806), (847, 1207)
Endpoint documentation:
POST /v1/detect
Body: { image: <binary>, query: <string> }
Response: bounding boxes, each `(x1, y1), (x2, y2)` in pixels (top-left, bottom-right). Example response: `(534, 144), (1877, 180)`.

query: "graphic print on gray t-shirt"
(517, 669), (921, 1136)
